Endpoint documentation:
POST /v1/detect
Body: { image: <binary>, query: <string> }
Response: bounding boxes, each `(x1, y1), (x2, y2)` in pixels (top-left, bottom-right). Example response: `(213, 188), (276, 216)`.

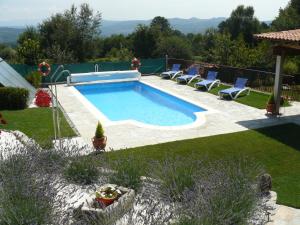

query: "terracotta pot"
(266, 103), (276, 114)
(92, 136), (107, 150)
(95, 197), (116, 206)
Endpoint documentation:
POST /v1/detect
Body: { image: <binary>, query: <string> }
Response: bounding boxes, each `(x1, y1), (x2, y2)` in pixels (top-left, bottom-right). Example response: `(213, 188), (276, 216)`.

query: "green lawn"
(1, 108), (76, 148)
(102, 123), (300, 208)
(186, 80), (271, 109)
(170, 78), (290, 109)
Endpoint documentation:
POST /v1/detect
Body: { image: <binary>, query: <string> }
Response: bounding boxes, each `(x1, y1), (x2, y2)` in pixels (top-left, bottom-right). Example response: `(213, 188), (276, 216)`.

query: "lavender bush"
(105, 154), (143, 191)
(0, 147), (54, 224)
(177, 157), (264, 225)
(0, 132), (266, 225)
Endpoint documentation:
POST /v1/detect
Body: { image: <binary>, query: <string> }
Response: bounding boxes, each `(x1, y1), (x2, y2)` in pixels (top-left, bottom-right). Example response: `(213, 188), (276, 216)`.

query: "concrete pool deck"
(56, 75), (300, 150)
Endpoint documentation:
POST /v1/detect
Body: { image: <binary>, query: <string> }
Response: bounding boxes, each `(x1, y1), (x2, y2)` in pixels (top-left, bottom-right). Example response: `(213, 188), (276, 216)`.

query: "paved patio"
(268, 204), (300, 225)
(56, 75), (300, 150)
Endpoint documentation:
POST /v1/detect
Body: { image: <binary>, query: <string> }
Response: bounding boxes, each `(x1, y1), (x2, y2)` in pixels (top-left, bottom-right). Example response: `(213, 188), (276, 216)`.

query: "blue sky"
(0, 0), (290, 26)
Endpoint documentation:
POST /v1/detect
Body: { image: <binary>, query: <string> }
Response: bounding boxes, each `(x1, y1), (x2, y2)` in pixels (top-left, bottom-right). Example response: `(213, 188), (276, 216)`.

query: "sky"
(0, 0), (290, 26)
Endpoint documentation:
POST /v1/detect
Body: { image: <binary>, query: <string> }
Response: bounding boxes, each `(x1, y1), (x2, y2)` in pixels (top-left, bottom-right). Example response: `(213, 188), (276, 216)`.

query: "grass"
(1, 108), (76, 148)
(99, 123), (300, 208)
(205, 83), (272, 109)
(172, 78), (290, 109)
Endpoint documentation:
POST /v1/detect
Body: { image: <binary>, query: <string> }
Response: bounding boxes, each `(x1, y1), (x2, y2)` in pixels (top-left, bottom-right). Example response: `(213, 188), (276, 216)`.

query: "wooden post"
(274, 54), (284, 115)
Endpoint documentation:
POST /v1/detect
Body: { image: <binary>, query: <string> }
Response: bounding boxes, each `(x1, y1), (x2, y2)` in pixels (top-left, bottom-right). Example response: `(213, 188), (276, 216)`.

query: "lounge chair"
(194, 71), (220, 91)
(218, 77), (250, 99)
(160, 64), (182, 79)
(176, 67), (201, 84)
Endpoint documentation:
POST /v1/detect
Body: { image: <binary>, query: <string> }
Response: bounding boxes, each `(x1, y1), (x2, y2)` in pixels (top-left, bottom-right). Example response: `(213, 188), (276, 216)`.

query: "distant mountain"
(0, 17), (226, 44)
(0, 27), (25, 43)
(101, 17), (226, 36)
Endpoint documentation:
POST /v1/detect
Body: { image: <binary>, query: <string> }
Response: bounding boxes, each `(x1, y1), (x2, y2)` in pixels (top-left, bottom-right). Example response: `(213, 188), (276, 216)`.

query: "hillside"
(101, 17), (226, 36)
(0, 17), (226, 43)
(0, 27), (25, 43)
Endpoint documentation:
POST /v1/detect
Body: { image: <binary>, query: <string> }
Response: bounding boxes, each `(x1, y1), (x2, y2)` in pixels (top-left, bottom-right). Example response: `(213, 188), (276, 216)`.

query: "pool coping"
(68, 80), (218, 131)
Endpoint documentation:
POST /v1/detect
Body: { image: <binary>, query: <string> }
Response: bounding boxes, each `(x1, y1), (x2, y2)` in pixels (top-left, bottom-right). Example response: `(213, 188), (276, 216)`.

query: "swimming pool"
(75, 81), (206, 126)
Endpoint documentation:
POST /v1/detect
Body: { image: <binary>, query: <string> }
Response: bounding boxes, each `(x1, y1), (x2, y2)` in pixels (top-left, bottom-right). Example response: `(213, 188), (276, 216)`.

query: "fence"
(11, 58), (166, 83)
(167, 57), (300, 101)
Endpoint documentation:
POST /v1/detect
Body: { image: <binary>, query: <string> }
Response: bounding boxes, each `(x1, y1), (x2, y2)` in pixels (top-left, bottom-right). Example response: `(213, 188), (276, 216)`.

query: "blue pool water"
(75, 81), (206, 126)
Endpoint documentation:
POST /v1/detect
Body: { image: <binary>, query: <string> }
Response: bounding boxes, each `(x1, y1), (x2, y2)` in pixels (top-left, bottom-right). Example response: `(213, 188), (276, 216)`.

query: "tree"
(150, 16), (172, 33)
(272, 0), (300, 30)
(39, 3), (101, 62)
(210, 33), (234, 65)
(190, 29), (219, 62)
(17, 26), (40, 45)
(0, 44), (17, 63)
(218, 5), (261, 43)
(102, 34), (132, 57)
(105, 47), (133, 61)
(132, 25), (157, 58)
(17, 39), (40, 65)
(155, 36), (193, 59)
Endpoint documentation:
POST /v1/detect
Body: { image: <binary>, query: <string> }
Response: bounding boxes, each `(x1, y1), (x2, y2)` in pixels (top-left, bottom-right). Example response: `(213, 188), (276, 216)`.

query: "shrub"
(107, 155), (142, 191)
(0, 87), (29, 110)
(26, 71), (42, 88)
(267, 93), (276, 104)
(0, 153), (52, 224)
(149, 156), (199, 202)
(64, 158), (99, 185)
(35, 89), (51, 107)
(105, 47), (134, 61)
(177, 157), (263, 225)
(283, 61), (298, 75)
(95, 122), (105, 138)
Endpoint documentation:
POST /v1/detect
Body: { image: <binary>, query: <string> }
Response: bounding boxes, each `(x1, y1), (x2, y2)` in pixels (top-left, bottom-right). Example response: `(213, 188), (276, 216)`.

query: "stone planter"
(78, 184), (135, 224)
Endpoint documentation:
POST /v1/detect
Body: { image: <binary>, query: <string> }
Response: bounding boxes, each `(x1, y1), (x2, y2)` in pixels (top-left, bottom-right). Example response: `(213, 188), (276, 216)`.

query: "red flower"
(35, 89), (52, 107)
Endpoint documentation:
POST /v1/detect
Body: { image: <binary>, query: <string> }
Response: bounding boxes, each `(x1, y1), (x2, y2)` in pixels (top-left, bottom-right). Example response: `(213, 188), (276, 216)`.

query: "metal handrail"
(48, 65), (70, 150)
(95, 64), (99, 72)
(50, 65), (64, 83)
(49, 66), (64, 141)
(53, 70), (70, 148)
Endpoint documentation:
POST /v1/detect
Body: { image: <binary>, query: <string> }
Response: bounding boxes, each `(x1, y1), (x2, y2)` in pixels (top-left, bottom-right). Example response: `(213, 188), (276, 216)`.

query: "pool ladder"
(95, 64), (99, 72)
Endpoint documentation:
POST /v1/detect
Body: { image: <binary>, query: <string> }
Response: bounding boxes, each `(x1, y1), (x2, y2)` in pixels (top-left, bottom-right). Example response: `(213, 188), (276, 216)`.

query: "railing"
(95, 64), (99, 72)
(49, 65), (71, 149)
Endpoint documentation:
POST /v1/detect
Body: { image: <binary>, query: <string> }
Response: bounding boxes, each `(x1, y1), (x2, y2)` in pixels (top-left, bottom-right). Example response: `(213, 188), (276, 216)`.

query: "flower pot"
(95, 186), (120, 207)
(266, 103), (276, 114)
(95, 197), (116, 206)
(92, 136), (107, 150)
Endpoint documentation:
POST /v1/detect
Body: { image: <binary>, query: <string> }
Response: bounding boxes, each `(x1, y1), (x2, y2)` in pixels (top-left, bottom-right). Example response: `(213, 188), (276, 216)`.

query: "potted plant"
(92, 122), (107, 150)
(266, 93), (276, 114)
(95, 186), (121, 207)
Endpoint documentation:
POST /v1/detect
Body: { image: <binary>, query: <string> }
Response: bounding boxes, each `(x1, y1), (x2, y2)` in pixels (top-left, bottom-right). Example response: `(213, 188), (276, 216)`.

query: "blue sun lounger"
(176, 67), (201, 84)
(160, 64), (182, 79)
(218, 77), (250, 99)
(194, 71), (220, 91)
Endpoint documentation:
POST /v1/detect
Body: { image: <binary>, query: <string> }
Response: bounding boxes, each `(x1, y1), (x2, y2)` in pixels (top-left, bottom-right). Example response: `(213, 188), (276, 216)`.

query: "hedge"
(0, 87), (29, 110)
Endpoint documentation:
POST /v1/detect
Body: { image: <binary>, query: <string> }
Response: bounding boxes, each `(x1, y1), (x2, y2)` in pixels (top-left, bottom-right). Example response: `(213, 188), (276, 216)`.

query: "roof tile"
(254, 29), (300, 42)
